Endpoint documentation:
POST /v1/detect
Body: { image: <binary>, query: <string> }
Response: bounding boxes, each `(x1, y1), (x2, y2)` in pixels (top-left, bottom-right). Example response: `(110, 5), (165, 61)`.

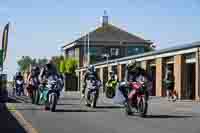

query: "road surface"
(7, 92), (200, 133)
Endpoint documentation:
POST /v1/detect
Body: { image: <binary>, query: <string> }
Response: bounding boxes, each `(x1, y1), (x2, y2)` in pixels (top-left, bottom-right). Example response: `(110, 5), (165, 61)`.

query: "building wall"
(77, 47), (200, 101)
(196, 49), (200, 100)
(69, 42), (149, 67)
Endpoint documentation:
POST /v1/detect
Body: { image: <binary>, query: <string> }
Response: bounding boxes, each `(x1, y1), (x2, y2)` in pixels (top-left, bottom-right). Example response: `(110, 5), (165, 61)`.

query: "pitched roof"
(63, 24), (152, 48)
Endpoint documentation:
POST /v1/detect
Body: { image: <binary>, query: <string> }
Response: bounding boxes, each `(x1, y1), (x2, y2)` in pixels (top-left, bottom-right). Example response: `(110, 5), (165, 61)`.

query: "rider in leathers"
(39, 61), (58, 82)
(39, 60), (63, 99)
(82, 65), (99, 97)
(118, 60), (152, 105)
(27, 66), (40, 93)
(13, 72), (24, 95)
(14, 72), (24, 84)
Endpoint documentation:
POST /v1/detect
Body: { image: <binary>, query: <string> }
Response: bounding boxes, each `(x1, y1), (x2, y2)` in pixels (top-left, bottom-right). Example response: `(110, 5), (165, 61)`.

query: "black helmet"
(110, 71), (115, 80)
(109, 71), (114, 75)
(16, 72), (22, 76)
(31, 66), (40, 75)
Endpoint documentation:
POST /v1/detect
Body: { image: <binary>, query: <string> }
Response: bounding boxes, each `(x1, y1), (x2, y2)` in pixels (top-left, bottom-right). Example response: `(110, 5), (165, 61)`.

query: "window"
(68, 49), (75, 56)
(110, 48), (120, 57)
(89, 47), (98, 64)
(90, 47), (97, 55)
(127, 46), (145, 56)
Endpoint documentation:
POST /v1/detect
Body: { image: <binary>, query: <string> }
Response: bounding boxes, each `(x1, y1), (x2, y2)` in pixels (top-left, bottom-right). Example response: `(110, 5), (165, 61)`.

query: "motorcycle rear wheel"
(138, 97), (148, 117)
(91, 92), (99, 108)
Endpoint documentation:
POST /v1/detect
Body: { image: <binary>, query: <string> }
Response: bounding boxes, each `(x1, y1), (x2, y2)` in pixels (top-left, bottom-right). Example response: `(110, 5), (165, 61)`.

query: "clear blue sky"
(0, 0), (200, 80)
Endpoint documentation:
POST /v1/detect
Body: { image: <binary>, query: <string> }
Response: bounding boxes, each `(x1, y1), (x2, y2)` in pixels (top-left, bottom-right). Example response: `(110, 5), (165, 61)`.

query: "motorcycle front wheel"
(31, 90), (35, 104)
(17, 88), (22, 96)
(34, 89), (40, 105)
(124, 102), (132, 115)
(105, 87), (115, 99)
(50, 93), (57, 112)
(91, 91), (99, 108)
(85, 89), (91, 107)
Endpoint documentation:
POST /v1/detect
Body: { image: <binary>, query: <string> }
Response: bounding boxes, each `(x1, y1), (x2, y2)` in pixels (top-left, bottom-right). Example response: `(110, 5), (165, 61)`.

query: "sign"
(0, 49), (3, 70)
(1, 23), (9, 62)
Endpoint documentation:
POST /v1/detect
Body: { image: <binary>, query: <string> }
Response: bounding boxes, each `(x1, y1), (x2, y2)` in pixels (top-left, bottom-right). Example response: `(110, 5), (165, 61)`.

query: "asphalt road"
(7, 92), (200, 133)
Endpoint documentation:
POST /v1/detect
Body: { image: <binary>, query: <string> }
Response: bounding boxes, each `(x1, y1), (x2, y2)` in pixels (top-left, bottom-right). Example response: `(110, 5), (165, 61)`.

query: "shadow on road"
(60, 97), (81, 101)
(0, 103), (26, 133)
(145, 115), (193, 119)
(96, 105), (123, 109)
(7, 97), (21, 103)
(15, 108), (41, 111)
(57, 103), (81, 106)
(56, 109), (108, 113)
(11, 96), (30, 103)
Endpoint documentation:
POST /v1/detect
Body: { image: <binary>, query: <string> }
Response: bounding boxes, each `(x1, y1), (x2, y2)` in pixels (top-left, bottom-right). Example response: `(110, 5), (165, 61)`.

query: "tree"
(146, 47), (155, 52)
(51, 56), (64, 71)
(59, 57), (78, 74)
(37, 58), (48, 67)
(17, 56), (33, 72)
(17, 56), (48, 72)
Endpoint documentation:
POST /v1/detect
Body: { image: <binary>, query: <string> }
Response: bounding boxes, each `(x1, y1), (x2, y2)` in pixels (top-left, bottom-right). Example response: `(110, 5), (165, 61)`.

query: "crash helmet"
(109, 71), (115, 80)
(88, 65), (95, 73)
(127, 60), (137, 71)
(16, 71), (22, 76)
(32, 66), (40, 76)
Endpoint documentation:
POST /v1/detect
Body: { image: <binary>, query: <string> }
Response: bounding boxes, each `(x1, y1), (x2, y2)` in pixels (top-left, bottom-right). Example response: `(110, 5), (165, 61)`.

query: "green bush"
(59, 58), (78, 74)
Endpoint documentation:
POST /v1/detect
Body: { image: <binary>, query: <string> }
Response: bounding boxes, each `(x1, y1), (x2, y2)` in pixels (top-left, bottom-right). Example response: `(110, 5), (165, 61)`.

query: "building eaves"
(78, 41), (200, 69)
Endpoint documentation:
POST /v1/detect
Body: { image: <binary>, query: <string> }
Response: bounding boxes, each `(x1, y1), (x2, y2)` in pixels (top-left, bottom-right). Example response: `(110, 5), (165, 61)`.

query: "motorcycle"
(105, 80), (118, 99)
(27, 84), (38, 104)
(38, 76), (62, 112)
(85, 79), (101, 108)
(125, 81), (149, 117)
(15, 80), (24, 96)
(27, 78), (40, 104)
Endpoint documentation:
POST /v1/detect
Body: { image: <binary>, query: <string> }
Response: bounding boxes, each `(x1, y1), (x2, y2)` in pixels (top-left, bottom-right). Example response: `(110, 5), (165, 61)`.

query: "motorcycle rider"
(105, 71), (118, 98)
(27, 66), (40, 96)
(82, 65), (99, 97)
(109, 71), (117, 81)
(13, 71), (25, 95)
(163, 67), (175, 101)
(39, 60), (58, 82)
(106, 71), (118, 90)
(39, 60), (63, 99)
(118, 60), (151, 104)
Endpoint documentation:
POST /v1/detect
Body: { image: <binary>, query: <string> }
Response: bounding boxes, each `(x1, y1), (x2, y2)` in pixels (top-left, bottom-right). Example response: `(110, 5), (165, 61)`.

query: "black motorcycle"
(85, 79), (101, 108)
(15, 79), (24, 96)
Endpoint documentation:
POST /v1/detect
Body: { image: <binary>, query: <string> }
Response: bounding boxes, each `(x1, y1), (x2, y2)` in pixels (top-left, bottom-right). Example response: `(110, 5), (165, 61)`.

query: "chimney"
(102, 10), (108, 27)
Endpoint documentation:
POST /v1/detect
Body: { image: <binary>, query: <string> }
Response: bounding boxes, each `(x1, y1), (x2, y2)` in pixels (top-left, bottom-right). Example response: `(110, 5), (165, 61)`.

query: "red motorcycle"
(125, 81), (148, 117)
(26, 77), (40, 104)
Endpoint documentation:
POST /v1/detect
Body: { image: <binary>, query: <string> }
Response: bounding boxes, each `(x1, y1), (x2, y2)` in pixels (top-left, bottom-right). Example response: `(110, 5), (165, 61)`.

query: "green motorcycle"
(105, 80), (118, 99)
(35, 77), (62, 112)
